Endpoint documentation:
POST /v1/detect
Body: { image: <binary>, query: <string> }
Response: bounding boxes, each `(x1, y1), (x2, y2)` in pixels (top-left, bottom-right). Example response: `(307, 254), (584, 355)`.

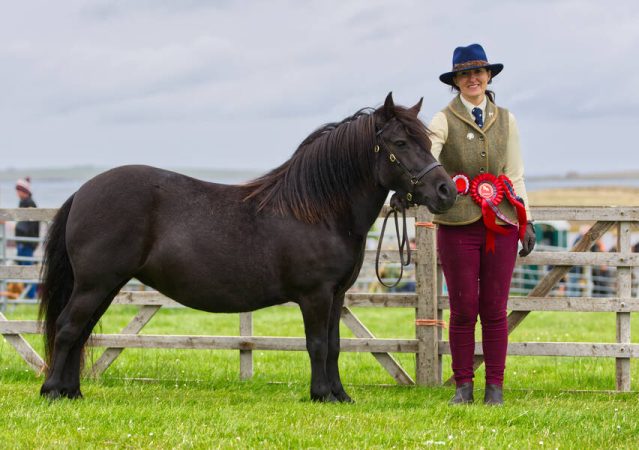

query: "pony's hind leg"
(40, 282), (124, 399)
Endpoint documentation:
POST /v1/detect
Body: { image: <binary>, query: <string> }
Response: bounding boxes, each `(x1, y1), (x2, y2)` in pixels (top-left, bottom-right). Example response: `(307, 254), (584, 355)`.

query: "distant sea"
(524, 177), (639, 192)
(1, 168), (638, 208)
(0, 169), (259, 208)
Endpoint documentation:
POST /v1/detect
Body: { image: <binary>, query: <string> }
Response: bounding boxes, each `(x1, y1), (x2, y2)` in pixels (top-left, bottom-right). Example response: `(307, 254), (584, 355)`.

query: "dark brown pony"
(39, 93), (456, 402)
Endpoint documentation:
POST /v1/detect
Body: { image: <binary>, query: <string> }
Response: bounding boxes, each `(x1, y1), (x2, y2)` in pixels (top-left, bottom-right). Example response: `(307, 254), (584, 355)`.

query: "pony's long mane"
(243, 104), (429, 223)
(243, 108), (377, 223)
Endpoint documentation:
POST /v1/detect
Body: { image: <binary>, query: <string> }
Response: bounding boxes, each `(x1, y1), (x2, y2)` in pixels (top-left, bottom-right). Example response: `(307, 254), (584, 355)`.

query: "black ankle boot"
(449, 382), (474, 404)
(484, 384), (503, 405)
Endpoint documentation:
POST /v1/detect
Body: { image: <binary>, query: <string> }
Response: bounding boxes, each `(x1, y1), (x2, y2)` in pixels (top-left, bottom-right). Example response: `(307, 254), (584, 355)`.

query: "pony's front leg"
(326, 294), (353, 403)
(299, 289), (335, 402)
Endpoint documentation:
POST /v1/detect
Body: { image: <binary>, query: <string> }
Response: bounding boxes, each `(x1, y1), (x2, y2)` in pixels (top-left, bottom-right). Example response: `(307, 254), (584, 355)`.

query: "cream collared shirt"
(459, 95), (488, 123)
(428, 96), (532, 218)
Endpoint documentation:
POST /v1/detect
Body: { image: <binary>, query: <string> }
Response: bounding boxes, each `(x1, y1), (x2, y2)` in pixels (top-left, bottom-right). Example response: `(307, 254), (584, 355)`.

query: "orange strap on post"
(415, 221), (435, 229)
(415, 319), (448, 328)
(36, 364), (48, 377)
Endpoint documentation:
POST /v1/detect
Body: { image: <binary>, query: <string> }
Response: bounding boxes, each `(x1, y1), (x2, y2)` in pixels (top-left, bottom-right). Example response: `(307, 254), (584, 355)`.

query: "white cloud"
(1, 0), (638, 174)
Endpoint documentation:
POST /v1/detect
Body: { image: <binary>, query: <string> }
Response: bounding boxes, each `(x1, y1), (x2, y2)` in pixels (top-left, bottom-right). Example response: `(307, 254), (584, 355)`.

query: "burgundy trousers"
(437, 219), (518, 386)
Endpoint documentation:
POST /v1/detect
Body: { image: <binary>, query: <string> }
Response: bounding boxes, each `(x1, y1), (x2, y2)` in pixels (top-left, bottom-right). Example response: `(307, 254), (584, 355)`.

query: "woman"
(429, 44), (536, 405)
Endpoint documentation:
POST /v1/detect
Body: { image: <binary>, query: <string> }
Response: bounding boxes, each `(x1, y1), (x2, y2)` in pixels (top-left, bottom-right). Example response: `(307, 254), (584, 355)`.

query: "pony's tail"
(38, 194), (75, 372)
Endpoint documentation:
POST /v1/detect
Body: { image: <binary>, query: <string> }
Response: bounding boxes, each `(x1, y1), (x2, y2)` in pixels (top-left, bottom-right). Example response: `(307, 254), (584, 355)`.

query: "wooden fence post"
(239, 312), (253, 380)
(415, 207), (440, 385)
(616, 222), (632, 391)
(436, 263), (445, 383)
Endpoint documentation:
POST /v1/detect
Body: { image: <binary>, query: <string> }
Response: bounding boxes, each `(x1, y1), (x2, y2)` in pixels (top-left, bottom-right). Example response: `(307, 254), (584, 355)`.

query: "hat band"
(452, 60), (490, 71)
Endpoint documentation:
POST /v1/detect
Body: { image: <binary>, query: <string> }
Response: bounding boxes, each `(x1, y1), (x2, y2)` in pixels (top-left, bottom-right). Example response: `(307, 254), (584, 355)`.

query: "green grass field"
(2, 304), (639, 448)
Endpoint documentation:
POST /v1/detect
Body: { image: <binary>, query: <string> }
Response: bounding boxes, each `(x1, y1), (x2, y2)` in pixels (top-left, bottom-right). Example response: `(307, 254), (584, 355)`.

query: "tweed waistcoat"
(433, 95), (519, 225)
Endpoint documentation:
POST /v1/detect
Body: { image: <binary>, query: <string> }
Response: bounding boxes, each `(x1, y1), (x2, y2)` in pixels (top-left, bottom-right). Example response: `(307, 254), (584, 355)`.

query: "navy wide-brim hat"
(439, 43), (504, 86)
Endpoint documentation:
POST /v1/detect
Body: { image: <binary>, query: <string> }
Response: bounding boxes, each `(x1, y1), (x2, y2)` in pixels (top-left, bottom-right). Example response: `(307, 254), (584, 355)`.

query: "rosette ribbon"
(470, 173), (512, 252)
(498, 175), (528, 242)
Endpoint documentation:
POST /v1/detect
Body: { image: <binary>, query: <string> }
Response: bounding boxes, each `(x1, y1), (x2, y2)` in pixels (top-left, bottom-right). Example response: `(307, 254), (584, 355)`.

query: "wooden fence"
(1, 206), (638, 390)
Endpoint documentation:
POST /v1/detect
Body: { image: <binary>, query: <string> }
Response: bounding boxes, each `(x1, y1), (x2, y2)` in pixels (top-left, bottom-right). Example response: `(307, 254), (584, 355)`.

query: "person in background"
(428, 44), (536, 405)
(15, 177), (40, 298)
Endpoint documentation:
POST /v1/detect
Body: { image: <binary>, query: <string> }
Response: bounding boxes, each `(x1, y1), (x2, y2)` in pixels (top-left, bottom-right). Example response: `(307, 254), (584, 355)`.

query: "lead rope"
(375, 204), (411, 288)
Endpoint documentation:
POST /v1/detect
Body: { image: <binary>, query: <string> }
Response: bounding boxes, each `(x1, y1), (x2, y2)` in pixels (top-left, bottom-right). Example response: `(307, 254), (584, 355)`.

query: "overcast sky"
(1, 0), (638, 177)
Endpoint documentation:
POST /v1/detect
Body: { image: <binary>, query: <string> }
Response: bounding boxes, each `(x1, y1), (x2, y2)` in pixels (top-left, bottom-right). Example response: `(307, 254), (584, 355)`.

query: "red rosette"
(470, 173), (509, 252)
(452, 173), (470, 195)
(470, 173), (503, 203)
(470, 173), (505, 208)
(499, 175), (528, 242)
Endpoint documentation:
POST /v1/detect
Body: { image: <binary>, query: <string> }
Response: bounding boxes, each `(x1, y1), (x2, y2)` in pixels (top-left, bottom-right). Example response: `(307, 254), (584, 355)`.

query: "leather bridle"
(374, 122), (442, 204)
(373, 119), (442, 288)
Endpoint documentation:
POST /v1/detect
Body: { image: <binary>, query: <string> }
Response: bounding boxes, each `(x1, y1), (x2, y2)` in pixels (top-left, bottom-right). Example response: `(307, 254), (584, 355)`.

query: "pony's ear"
(384, 92), (395, 111)
(408, 97), (423, 117)
(381, 92), (395, 121)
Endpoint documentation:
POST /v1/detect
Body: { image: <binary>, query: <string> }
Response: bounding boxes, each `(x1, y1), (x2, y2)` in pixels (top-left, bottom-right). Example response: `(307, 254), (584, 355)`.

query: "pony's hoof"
(40, 385), (83, 400)
(65, 389), (83, 399)
(333, 391), (354, 403)
(40, 389), (62, 400)
(311, 392), (338, 403)
(40, 381), (59, 399)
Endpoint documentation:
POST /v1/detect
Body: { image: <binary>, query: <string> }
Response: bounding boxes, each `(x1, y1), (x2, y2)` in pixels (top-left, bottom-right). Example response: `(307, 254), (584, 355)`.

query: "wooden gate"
(1, 206), (638, 390)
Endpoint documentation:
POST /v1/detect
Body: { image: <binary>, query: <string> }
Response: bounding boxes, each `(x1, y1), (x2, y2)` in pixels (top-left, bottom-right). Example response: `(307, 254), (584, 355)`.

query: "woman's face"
(453, 67), (491, 103)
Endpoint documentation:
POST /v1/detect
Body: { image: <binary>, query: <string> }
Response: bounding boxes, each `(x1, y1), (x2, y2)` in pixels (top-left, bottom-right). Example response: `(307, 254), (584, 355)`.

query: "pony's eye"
(394, 140), (407, 148)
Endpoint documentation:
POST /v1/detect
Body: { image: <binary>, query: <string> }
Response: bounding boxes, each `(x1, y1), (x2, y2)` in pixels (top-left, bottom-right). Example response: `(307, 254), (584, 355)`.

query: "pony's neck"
(345, 183), (389, 237)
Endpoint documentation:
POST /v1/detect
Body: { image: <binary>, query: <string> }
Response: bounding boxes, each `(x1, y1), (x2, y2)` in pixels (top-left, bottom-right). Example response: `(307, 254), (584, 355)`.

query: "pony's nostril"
(437, 181), (453, 199)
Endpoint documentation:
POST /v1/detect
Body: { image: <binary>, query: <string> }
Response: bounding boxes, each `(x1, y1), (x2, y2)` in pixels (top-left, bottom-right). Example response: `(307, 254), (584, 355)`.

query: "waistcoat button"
(481, 151), (486, 157)
(479, 167), (485, 173)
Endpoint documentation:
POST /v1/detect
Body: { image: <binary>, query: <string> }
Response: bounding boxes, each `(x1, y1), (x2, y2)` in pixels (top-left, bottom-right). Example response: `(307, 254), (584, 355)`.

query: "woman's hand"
(519, 222), (536, 257)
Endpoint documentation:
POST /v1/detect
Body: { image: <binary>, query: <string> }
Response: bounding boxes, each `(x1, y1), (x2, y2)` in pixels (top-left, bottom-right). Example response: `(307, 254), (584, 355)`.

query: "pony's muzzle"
(436, 179), (457, 209)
